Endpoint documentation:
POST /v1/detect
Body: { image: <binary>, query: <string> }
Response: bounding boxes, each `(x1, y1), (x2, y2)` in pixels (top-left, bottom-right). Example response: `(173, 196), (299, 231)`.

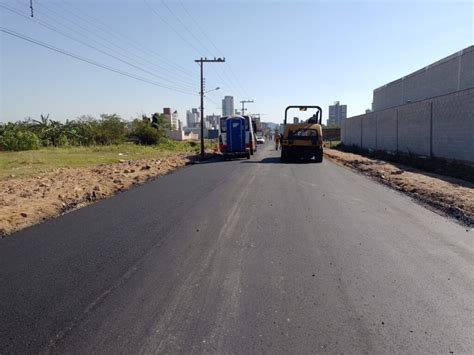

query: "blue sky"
(1, 0), (473, 124)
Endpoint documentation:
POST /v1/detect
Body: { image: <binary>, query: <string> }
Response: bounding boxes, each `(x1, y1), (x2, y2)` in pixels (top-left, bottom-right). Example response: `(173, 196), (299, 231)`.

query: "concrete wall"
(341, 88), (474, 162)
(361, 112), (377, 149)
(431, 89), (474, 161)
(373, 46), (474, 111)
(167, 130), (199, 141)
(397, 101), (431, 156)
(376, 109), (397, 152)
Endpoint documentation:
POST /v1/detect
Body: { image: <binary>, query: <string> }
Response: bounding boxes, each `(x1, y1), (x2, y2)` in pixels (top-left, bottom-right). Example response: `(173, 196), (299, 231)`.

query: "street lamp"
(199, 87), (220, 95)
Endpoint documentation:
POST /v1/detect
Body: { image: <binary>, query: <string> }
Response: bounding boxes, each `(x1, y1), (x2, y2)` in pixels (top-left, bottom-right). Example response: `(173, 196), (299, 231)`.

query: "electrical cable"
(0, 27), (197, 95)
(1, 3), (196, 92)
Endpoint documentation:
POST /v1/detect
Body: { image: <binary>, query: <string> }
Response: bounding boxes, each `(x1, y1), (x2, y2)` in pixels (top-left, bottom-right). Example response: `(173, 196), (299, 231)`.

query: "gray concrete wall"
(373, 46), (474, 111)
(341, 119), (346, 143)
(361, 112), (377, 149)
(432, 89), (474, 161)
(376, 109), (398, 152)
(348, 115), (363, 147)
(397, 101), (431, 156)
(460, 48), (474, 91)
(341, 88), (474, 162)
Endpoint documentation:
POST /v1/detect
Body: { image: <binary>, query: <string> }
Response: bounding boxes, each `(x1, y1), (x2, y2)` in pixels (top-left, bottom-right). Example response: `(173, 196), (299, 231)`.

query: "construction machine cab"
(281, 106), (324, 163)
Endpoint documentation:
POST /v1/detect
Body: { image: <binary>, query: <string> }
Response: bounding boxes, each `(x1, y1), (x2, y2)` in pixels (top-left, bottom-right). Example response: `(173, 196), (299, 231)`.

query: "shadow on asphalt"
(188, 156), (226, 165)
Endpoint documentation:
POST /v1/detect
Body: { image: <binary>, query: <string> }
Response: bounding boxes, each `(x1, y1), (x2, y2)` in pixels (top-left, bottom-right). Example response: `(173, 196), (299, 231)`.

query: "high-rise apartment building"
(222, 96), (234, 117)
(327, 101), (347, 126)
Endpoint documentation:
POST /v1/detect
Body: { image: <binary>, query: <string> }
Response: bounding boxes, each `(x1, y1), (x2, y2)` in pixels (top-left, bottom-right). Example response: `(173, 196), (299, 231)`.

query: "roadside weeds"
(324, 149), (474, 227)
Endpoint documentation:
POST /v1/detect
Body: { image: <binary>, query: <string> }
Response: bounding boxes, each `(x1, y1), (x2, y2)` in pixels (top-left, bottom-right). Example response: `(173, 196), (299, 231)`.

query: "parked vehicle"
(242, 115), (257, 155)
(219, 116), (251, 160)
(220, 115), (256, 156)
(256, 136), (265, 144)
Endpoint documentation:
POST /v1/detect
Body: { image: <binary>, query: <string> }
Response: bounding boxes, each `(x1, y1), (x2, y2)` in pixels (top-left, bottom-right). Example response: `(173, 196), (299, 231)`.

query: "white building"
(171, 110), (179, 130)
(162, 108), (179, 130)
(205, 114), (221, 129)
(186, 108), (200, 128)
(222, 96), (234, 117)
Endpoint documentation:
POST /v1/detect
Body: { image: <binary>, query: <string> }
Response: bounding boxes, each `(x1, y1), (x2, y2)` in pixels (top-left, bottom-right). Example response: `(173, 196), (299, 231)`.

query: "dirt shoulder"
(324, 149), (474, 227)
(0, 153), (199, 237)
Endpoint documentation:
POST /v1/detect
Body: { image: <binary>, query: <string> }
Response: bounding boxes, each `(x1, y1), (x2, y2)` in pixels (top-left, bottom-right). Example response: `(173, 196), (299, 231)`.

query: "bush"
(129, 119), (161, 145)
(94, 114), (126, 145)
(0, 129), (41, 151)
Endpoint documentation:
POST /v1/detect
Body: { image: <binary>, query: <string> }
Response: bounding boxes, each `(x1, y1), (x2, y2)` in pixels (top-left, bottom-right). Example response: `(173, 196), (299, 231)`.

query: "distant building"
(186, 108), (200, 128)
(205, 114), (221, 129)
(252, 114), (261, 130)
(327, 101), (347, 126)
(163, 108), (179, 130)
(293, 117), (299, 124)
(222, 96), (234, 116)
(171, 110), (179, 130)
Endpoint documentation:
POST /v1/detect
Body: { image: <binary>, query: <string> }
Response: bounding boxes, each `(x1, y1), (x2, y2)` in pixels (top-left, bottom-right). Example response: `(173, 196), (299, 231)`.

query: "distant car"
(256, 136), (265, 144)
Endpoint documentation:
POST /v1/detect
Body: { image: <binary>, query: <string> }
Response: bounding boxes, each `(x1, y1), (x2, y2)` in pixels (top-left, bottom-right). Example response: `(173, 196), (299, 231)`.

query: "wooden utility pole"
(240, 100), (254, 116)
(194, 57), (225, 159)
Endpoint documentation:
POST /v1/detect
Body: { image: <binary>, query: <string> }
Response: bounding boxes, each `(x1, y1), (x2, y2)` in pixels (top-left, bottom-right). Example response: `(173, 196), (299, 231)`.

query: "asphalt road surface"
(1, 144), (473, 354)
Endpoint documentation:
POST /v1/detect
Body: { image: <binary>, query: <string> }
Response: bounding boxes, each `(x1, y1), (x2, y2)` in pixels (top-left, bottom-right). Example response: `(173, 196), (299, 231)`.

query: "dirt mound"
(0, 154), (194, 237)
(325, 149), (474, 227)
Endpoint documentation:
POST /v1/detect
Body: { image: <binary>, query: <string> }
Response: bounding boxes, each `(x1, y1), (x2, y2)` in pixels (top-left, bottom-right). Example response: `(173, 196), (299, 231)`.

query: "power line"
(0, 27), (197, 95)
(60, 0), (198, 79)
(177, 0), (249, 98)
(1, 3), (195, 93)
(8, 1), (197, 90)
(54, 0), (199, 85)
(143, 0), (202, 55)
(32, 0), (198, 88)
(160, 0), (214, 56)
(145, 0), (238, 95)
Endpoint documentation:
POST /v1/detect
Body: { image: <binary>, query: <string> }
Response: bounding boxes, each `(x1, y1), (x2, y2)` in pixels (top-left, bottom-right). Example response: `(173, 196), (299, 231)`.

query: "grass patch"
(0, 140), (216, 180)
(334, 144), (474, 183)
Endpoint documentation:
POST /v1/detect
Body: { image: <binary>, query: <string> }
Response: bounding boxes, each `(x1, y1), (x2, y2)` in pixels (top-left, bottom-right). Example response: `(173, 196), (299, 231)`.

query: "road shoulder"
(324, 148), (474, 227)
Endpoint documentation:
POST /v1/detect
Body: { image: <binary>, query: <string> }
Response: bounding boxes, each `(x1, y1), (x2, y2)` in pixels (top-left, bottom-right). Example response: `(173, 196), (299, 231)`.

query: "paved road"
(1, 144), (472, 354)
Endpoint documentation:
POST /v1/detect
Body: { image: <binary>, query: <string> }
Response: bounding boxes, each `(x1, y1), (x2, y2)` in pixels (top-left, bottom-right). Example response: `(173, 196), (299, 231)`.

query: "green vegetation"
(0, 113), (219, 180)
(335, 143), (474, 183)
(0, 113), (171, 151)
(0, 141), (207, 180)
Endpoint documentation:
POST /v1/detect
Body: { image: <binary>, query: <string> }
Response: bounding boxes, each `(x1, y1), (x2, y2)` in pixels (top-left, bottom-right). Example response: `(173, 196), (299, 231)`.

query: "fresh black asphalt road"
(1, 144), (473, 354)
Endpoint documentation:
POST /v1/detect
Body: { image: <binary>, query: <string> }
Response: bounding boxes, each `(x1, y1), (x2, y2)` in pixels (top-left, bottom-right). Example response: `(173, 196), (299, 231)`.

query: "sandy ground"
(2, 149), (472, 237)
(0, 154), (197, 237)
(324, 149), (474, 227)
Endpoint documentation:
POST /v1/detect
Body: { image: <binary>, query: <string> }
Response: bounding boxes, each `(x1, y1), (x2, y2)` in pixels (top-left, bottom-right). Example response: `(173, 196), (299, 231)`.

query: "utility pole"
(240, 100), (254, 116)
(195, 57), (225, 159)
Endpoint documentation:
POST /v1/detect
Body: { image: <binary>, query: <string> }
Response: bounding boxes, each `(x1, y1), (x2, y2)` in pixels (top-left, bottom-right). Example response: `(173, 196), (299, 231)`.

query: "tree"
(129, 119), (160, 145)
(95, 114), (126, 145)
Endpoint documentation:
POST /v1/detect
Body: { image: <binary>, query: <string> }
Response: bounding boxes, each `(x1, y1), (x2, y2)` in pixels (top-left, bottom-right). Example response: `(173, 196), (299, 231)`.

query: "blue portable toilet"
(226, 117), (246, 153)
